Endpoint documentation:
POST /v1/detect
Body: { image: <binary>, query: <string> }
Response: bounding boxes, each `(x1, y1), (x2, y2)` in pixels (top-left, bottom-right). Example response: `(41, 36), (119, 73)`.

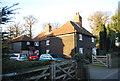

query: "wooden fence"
(92, 54), (111, 68)
(2, 60), (77, 81)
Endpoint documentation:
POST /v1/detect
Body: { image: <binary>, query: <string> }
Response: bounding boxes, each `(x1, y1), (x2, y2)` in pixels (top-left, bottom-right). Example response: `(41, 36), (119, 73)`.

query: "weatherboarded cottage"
(34, 13), (96, 58)
(11, 35), (36, 54)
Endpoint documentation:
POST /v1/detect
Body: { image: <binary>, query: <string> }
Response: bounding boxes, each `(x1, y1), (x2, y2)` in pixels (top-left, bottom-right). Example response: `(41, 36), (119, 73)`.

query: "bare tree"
(7, 22), (24, 38)
(42, 22), (61, 32)
(51, 22), (61, 30)
(23, 15), (38, 38)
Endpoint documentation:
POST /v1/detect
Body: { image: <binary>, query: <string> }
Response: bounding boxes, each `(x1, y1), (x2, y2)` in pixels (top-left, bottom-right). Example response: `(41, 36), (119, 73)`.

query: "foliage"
(109, 10), (120, 32)
(2, 58), (51, 74)
(88, 10), (120, 53)
(2, 39), (11, 54)
(99, 24), (107, 51)
(87, 11), (109, 37)
(0, 3), (19, 24)
(72, 53), (90, 64)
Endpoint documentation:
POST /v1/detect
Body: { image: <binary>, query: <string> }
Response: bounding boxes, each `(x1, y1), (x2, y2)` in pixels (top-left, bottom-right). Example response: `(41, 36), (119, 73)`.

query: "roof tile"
(12, 35), (33, 42)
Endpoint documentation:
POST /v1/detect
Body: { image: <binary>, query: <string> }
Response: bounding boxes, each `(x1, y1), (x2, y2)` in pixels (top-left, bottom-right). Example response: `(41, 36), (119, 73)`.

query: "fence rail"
(92, 54), (111, 68)
(2, 60), (77, 81)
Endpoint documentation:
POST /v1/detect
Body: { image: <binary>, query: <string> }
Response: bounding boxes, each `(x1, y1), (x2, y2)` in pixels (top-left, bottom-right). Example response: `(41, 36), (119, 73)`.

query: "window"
(46, 40), (50, 45)
(79, 34), (82, 40)
(34, 42), (39, 46)
(92, 37), (94, 42)
(26, 42), (30, 45)
(46, 49), (50, 54)
(79, 48), (83, 54)
(92, 48), (97, 55)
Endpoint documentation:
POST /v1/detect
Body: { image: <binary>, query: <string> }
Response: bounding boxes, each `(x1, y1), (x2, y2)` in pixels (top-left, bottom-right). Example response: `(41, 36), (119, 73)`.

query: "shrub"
(72, 53), (90, 64)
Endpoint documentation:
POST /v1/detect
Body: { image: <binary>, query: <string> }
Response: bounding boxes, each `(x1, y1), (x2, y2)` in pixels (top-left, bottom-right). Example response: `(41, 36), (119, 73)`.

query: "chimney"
(74, 12), (82, 27)
(46, 24), (52, 33)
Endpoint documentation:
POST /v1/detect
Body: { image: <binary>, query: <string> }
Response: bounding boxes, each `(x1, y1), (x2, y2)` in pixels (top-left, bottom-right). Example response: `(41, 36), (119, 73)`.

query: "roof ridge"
(13, 35), (25, 40)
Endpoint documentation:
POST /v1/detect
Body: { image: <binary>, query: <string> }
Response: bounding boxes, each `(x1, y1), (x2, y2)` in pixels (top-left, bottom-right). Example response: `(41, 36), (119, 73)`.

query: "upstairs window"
(34, 42), (39, 46)
(92, 48), (97, 55)
(46, 49), (50, 54)
(79, 48), (83, 54)
(92, 37), (94, 42)
(26, 42), (30, 45)
(46, 40), (50, 45)
(79, 34), (82, 40)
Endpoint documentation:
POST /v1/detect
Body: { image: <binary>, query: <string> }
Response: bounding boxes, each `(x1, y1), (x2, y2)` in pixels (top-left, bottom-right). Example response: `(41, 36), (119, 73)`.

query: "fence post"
(92, 55), (94, 65)
(107, 54), (112, 68)
(51, 61), (56, 81)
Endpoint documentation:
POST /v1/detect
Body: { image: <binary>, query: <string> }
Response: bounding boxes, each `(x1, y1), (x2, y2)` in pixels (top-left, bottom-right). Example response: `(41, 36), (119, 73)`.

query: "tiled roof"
(34, 21), (95, 41)
(70, 21), (94, 37)
(51, 21), (76, 36)
(12, 35), (33, 42)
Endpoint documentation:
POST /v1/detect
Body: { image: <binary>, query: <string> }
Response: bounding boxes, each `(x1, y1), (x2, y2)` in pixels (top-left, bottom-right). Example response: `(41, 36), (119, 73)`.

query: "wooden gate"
(92, 54), (111, 68)
(2, 60), (77, 81)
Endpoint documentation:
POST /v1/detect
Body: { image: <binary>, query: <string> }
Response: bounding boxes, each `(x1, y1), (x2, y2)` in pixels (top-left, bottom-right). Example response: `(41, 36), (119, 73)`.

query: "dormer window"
(92, 37), (94, 42)
(34, 41), (39, 46)
(46, 40), (50, 45)
(26, 42), (30, 45)
(79, 34), (82, 40)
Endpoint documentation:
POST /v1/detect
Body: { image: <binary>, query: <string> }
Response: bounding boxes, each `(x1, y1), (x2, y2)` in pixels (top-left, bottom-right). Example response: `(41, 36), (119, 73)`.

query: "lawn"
(93, 62), (105, 66)
(2, 58), (51, 74)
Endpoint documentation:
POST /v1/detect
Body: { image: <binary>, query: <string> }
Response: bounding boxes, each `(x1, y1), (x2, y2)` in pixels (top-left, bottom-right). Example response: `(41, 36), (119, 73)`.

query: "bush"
(72, 53), (90, 64)
(2, 59), (51, 74)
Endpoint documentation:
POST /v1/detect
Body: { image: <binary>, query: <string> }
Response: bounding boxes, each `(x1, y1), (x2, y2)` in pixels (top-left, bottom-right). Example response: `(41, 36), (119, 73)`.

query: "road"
(89, 65), (120, 80)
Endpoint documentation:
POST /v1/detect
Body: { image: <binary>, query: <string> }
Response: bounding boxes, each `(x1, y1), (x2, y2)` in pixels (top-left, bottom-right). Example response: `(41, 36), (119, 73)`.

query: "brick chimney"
(74, 12), (82, 27)
(46, 24), (52, 33)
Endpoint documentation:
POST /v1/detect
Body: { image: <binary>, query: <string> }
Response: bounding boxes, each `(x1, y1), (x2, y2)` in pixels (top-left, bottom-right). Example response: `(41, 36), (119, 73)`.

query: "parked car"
(28, 53), (39, 61)
(9, 53), (28, 61)
(39, 54), (65, 61)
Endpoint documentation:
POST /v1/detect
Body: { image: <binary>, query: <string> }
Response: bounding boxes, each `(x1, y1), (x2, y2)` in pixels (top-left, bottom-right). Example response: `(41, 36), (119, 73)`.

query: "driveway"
(89, 65), (120, 80)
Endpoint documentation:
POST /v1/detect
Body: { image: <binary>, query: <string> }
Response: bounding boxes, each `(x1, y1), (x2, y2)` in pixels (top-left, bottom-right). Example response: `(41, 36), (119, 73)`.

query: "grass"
(2, 58), (51, 74)
(93, 62), (105, 66)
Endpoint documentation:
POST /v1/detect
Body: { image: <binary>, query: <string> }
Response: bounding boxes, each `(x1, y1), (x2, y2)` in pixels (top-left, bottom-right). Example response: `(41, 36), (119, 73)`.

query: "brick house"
(11, 35), (36, 54)
(34, 13), (96, 58)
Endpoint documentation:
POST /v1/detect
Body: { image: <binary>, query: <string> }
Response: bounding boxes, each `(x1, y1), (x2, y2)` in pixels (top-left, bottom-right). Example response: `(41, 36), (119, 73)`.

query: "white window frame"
(46, 40), (50, 45)
(92, 48), (97, 55)
(79, 34), (82, 40)
(46, 49), (50, 54)
(79, 48), (83, 54)
(34, 41), (39, 46)
(26, 42), (30, 45)
(92, 37), (94, 42)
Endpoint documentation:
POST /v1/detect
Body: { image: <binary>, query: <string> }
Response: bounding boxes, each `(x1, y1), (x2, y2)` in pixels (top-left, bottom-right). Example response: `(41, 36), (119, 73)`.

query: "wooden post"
(92, 55), (94, 65)
(107, 54), (112, 68)
(75, 62), (78, 79)
(51, 61), (56, 81)
(106, 54), (109, 68)
(92, 55), (93, 64)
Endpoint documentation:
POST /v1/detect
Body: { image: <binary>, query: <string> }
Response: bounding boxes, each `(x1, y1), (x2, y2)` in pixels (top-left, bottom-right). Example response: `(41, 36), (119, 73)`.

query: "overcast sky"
(1, 0), (119, 37)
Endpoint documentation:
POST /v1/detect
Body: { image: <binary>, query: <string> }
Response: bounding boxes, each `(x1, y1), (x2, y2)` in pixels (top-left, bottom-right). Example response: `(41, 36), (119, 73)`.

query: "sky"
(1, 0), (119, 37)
